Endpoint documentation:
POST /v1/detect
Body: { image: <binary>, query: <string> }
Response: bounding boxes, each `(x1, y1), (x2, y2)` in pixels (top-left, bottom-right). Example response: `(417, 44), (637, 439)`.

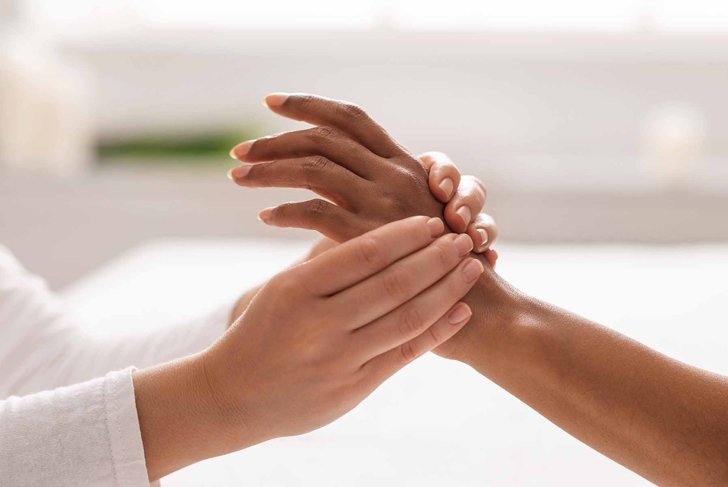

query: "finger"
(263, 92), (403, 159)
(352, 256), (483, 360)
(418, 151), (462, 203)
(229, 156), (367, 210)
(332, 232), (475, 329)
(295, 215), (445, 296)
(466, 213), (498, 253)
(258, 199), (367, 242)
(231, 127), (382, 179)
(484, 249), (498, 268)
(444, 175), (487, 233)
(360, 302), (472, 385)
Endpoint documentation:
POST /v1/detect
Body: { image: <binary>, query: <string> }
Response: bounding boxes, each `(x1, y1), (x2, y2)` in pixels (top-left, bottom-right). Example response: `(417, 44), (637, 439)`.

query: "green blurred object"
(98, 127), (260, 165)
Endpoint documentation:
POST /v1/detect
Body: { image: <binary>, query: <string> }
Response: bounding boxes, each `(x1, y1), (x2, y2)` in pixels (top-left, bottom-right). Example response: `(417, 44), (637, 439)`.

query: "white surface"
(60, 239), (728, 486)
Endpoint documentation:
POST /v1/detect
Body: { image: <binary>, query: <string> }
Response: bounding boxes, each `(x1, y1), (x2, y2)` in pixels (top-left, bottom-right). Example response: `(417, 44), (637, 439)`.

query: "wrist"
(229, 285), (262, 326)
(133, 352), (254, 480)
(446, 266), (536, 366)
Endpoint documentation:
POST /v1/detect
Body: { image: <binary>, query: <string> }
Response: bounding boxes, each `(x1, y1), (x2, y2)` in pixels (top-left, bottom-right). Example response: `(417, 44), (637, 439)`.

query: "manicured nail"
(230, 140), (254, 160)
(456, 206), (471, 227)
(439, 178), (454, 199)
(454, 234), (473, 256)
(258, 207), (274, 223)
(427, 217), (444, 237)
(477, 229), (489, 250)
(462, 258), (484, 283)
(264, 93), (289, 107)
(226, 168), (234, 180)
(447, 303), (472, 325)
(230, 165), (252, 179)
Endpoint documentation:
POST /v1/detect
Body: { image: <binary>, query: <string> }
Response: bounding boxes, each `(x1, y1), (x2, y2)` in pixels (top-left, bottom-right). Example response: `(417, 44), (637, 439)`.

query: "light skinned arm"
(133, 216), (484, 481)
(230, 92), (728, 486)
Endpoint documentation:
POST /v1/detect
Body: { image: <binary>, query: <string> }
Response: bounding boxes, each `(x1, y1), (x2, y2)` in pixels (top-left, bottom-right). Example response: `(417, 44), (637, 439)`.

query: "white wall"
(61, 30), (728, 191)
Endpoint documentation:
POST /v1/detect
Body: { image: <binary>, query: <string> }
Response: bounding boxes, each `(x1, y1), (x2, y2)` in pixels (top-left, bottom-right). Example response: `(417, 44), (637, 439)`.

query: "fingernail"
(438, 178), (454, 199)
(226, 168), (234, 180)
(454, 234), (473, 257)
(456, 206), (471, 227)
(264, 93), (289, 107)
(447, 303), (472, 325)
(477, 229), (489, 250)
(230, 165), (252, 179)
(426, 217), (444, 237)
(462, 258), (484, 283)
(230, 140), (254, 160)
(258, 207), (274, 223)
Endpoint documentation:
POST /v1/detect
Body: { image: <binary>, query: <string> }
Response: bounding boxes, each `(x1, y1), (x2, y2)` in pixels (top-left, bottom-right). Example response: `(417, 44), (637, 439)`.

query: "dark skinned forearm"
(456, 269), (728, 486)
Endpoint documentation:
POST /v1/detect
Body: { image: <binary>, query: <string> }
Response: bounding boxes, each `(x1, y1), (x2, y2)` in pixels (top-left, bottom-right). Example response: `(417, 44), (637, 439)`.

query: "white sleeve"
(0, 368), (150, 487)
(0, 246), (231, 397)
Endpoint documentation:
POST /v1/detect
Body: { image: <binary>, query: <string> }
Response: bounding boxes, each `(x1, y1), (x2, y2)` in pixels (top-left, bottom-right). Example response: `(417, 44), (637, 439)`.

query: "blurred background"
(2, 0), (728, 287)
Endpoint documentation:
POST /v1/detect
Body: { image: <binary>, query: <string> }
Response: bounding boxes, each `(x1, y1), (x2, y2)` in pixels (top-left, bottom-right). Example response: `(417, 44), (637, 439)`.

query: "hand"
(228, 93), (497, 258)
(135, 216), (484, 479)
(418, 151), (498, 267)
(228, 93), (505, 359)
(228, 149), (497, 324)
(209, 215), (483, 441)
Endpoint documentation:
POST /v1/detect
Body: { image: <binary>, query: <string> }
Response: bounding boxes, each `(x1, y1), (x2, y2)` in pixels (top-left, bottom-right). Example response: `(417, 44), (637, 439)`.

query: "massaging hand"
(136, 216), (484, 479)
(228, 93), (497, 257)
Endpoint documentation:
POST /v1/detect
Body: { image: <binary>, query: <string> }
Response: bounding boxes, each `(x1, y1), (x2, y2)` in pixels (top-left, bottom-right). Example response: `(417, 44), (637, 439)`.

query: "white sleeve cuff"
(105, 368), (151, 486)
(0, 368), (150, 486)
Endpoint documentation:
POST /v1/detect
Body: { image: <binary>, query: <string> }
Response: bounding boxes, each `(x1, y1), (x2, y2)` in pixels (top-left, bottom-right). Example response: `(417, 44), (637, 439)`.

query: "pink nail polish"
(426, 217), (444, 237)
(447, 303), (472, 325)
(456, 206), (471, 227)
(264, 93), (289, 107)
(462, 258), (484, 283)
(230, 140), (254, 160)
(454, 234), (473, 256)
(230, 165), (252, 179)
(258, 208), (273, 223)
(477, 229), (489, 249)
(439, 178), (454, 199)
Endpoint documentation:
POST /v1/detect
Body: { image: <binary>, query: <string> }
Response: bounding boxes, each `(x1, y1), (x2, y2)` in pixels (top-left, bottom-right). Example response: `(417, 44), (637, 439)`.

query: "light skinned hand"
(135, 216), (484, 480)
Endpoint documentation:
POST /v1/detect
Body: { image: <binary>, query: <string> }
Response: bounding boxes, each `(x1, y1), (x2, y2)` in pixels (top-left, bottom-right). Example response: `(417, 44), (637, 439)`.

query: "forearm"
(132, 353), (260, 481)
(461, 270), (728, 486)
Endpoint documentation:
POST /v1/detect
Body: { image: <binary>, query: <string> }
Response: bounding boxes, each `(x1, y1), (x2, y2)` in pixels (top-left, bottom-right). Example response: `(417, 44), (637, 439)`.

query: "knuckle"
(398, 304), (424, 337)
(357, 236), (385, 267)
(306, 199), (328, 217)
(340, 102), (368, 120)
(302, 155), (330, 172)
(399, 341), (419, 364)
(432, 240), (454, 268)
(270, 271), (297, 296)
(297, 94), (316, 108)
(428, 325), (442, 345)
(383, 271), (411, 299)
(311, 126), (339, 142)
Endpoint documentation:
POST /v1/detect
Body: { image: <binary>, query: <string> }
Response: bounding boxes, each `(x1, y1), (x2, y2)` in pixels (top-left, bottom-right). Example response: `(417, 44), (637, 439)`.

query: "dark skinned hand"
(229, 93), (501, 358)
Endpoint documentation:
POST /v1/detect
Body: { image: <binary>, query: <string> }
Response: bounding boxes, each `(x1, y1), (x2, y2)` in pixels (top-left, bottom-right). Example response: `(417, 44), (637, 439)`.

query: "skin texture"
(227, 156), (497, 325)
(134, 216), (484, 480)
(231, 92), (728, 485)
(228, 93), (495, 359)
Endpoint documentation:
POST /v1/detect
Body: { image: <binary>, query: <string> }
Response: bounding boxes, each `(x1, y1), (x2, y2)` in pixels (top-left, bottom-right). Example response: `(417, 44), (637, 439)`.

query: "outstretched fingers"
(262, 92), (404, 159)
